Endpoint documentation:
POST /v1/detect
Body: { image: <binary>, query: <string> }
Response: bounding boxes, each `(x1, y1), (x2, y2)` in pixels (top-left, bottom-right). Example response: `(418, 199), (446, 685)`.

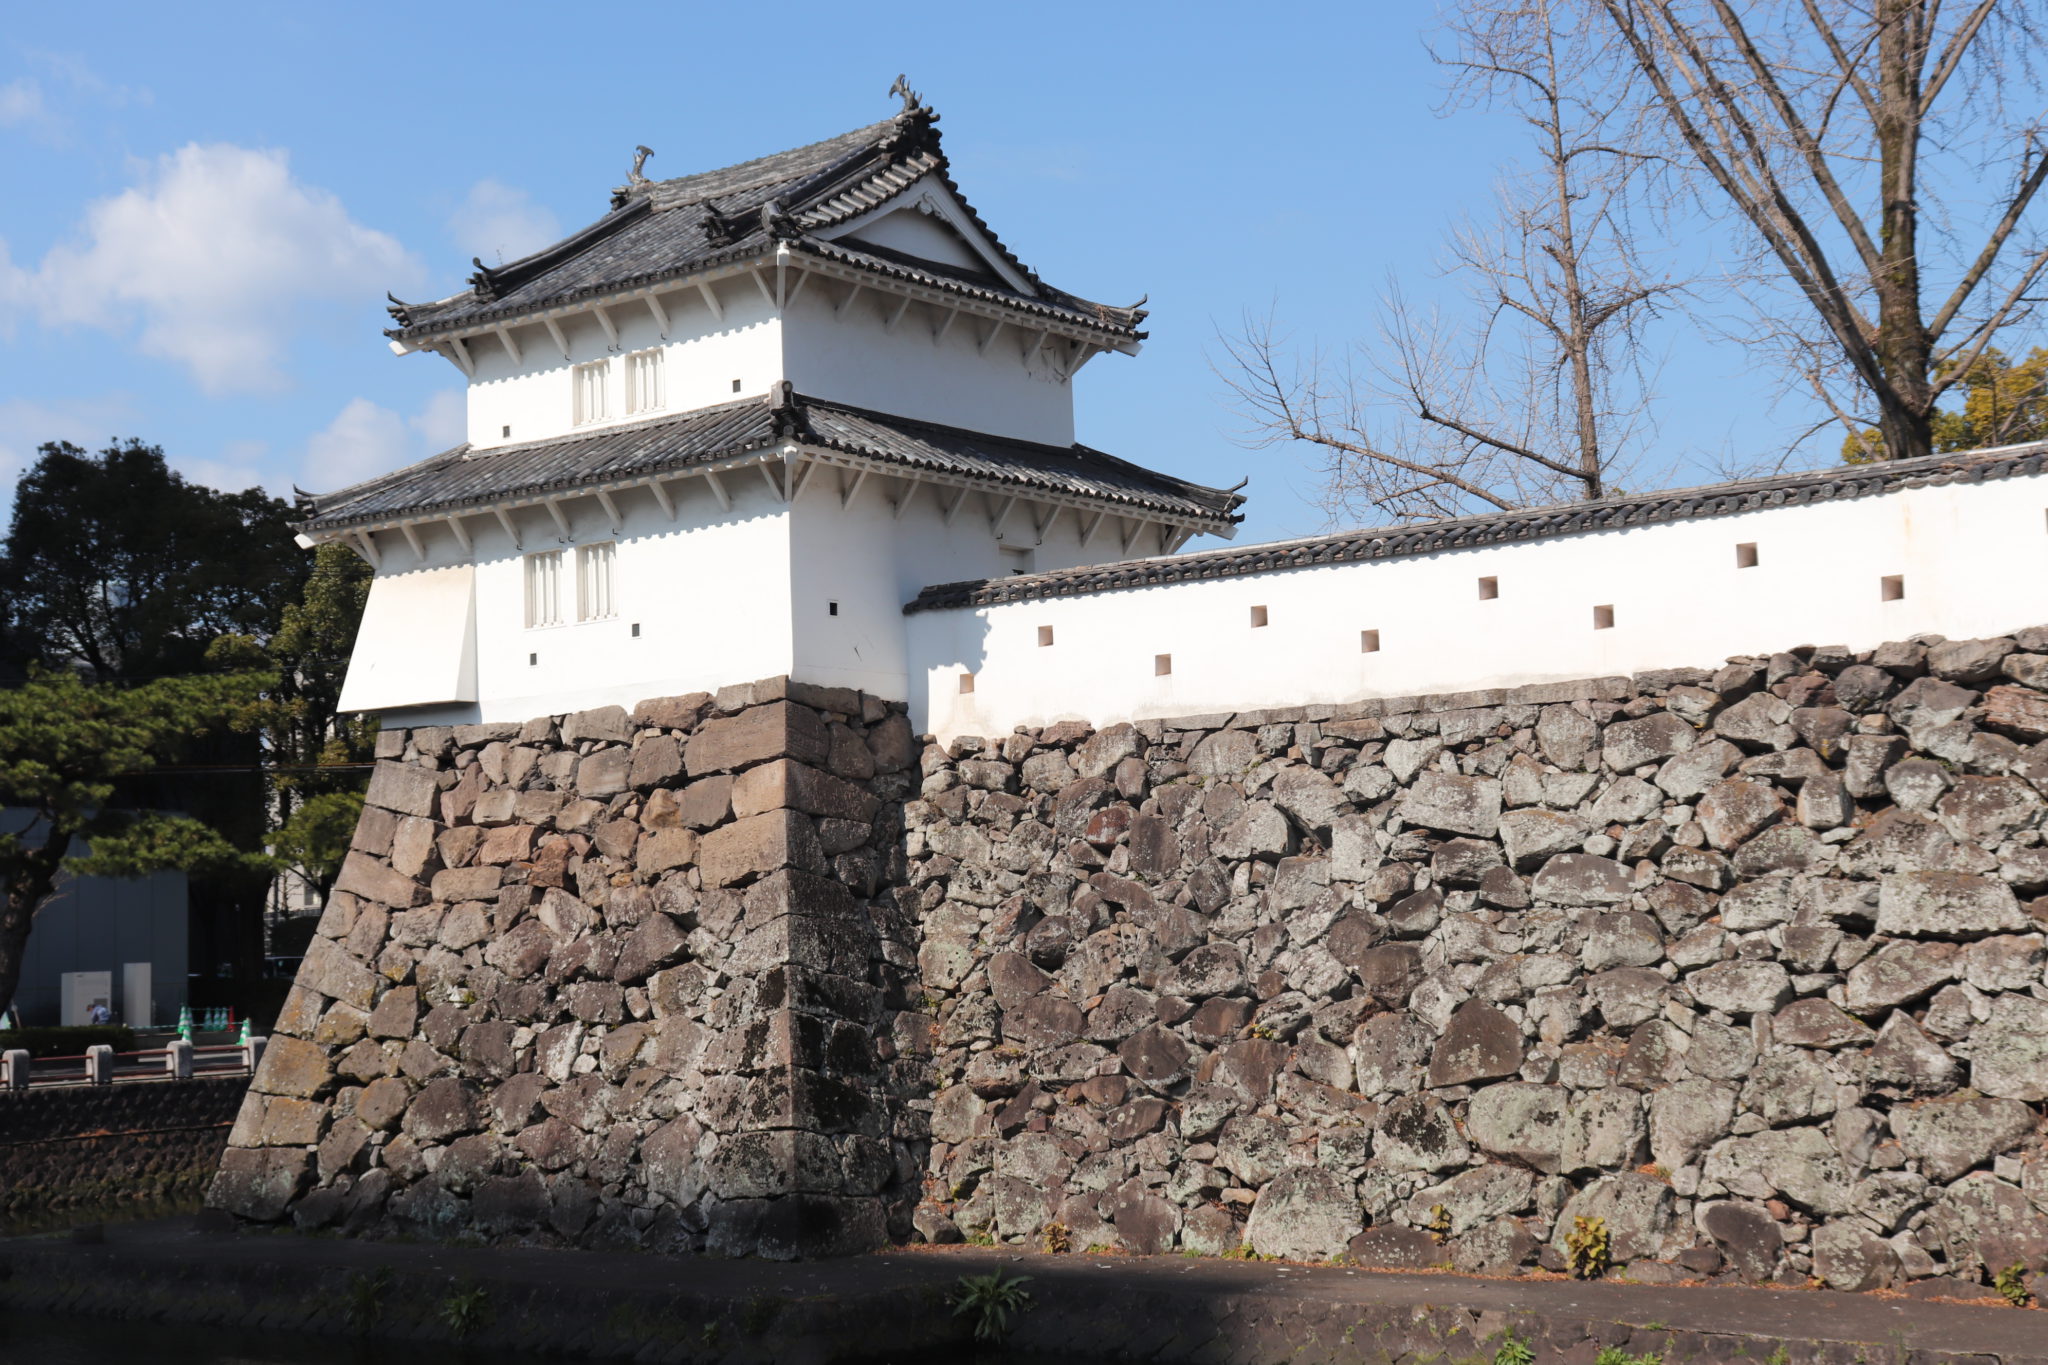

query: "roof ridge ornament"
(609, 144), (657, 209)
(467, 258), (500, 302)
(385, 292), (413, 326)
(700, 198), (741, 247)
(889, 73), (924, 116)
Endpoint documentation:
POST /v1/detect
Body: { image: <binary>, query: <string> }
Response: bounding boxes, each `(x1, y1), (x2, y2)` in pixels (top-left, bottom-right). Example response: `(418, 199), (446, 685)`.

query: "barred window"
(572, 360), (609, 425)
(524, 550), (563, 628)
(577, 541), (617, 621)
(624, 348), (665, 414)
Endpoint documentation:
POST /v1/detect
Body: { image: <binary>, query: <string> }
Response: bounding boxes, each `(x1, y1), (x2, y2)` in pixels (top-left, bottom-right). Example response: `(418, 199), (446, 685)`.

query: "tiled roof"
(903, 443), (2048, 614)
(297, 392), (1245, 534)
(387, 107), (1144, 342)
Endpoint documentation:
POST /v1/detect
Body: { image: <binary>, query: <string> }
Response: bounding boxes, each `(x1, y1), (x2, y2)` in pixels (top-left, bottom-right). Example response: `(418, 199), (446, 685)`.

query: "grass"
(437, 1281), (491, 1338)
(1493, 1330), (1535, 1365)
(950, 1271), (1034, 1343)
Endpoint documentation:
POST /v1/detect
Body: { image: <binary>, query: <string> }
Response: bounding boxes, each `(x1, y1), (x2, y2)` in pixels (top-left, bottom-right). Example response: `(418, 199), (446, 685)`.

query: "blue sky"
(0, 1), (1804, 545)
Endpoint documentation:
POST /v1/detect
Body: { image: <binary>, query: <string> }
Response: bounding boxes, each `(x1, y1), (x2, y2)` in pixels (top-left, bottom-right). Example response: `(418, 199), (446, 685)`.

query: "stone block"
(686, 701), (831, 776)
(1877, 870), (2028, 938)
(429, 864), (502, 903)
(364, 760), (439, 817)
(297, 937), (380, 1009)
(731, 759), (879, 823)
(254, 1034), (333, 1100)
(1399, 771), (1502, 838)
(207, 1148), (312, 1222)
(629, 735), (684, 788)
(698, 810), (825, 886)
(333, 852), (426, 910)
(576, 748), (631, 798)
(562, 705), (632, 745)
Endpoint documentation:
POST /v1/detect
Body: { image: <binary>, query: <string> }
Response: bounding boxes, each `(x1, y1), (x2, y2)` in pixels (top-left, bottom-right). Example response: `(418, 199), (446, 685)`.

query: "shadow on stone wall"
(209, 680), (927, 1258)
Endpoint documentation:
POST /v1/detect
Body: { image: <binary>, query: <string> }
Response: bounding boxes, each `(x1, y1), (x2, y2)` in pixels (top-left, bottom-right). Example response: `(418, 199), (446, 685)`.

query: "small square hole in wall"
(1593, 604), (1616, 630)
(1038, 625), (1054, 647)
(828, 601), (839, 616)
(959, 672), (976, 694)
(1478, 576), (1499, 600)
(731, 379), (742, 393)
(1155, 653), (1173, 676)
(502, 425), (511, 439)
(528, 652), (538, 667)
(1249, 605), (1269, 628)
(1361, 629), (1381, 653)
(631, 623), (641, 637)
(1881, 574), (1906, 601)
(1736, 542), (1759, 568)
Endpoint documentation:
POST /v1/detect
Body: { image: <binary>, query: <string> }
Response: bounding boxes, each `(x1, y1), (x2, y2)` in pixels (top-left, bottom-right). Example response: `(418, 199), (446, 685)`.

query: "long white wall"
(907, 472), (2048, 740)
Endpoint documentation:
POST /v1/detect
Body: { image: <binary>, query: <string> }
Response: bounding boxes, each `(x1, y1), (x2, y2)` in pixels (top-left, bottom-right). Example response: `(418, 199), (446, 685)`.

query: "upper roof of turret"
(386, 87), (1148, 345)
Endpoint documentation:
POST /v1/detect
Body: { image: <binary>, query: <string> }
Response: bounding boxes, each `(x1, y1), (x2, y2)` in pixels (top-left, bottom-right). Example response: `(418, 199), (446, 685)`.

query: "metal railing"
(0, 1039), (265, 1091)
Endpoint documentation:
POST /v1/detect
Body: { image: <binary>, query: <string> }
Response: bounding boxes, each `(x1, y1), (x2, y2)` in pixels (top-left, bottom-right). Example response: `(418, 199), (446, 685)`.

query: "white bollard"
(165, 1038), (194, 1080)
(2, 1048), (29, 1091)
(242, 1035), (266, 1075)
(85, 1043), (114, 1085)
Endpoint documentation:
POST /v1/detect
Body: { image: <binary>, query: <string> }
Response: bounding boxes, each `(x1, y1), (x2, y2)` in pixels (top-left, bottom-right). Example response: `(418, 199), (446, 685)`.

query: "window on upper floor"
(573, 360), (609, 426)
(577, 541), (617, 621)
(625, 348), (665, 415)
(524, 550), (564, 628)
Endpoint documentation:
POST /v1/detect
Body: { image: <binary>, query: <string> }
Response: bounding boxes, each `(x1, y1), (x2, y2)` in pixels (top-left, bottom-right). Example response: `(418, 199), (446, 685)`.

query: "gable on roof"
(816, 177), (1036, 296)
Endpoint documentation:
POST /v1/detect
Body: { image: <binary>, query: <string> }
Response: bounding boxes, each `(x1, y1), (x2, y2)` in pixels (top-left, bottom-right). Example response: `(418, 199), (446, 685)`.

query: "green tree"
(0, 668), (269, 1019)
(207, 540), (377, 902)
(0, 440), (306, 682)
(1842, 348), (2048, 460)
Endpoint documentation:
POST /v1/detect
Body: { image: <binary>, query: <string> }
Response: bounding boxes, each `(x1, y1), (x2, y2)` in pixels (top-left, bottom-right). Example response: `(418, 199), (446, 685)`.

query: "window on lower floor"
(577, 541), (617, 620)
(524, 550), (564, 628)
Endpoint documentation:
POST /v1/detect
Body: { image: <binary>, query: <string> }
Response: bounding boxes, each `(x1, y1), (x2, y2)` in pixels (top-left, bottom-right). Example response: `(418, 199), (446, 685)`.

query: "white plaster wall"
(339, 564), (478, 713)
(787, 470), (1184, 700)
(461, 282), (782, 451)
(343, 471), (794, 726)
(843, 208), (986, 273)
(909, 473), (2048, 740)
(779, 284), (1079, 446)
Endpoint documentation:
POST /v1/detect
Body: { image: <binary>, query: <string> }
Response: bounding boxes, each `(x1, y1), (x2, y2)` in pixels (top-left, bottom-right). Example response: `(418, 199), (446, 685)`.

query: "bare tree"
(1590, 0), (2048, 463)
(1224, 1), (1678, 523)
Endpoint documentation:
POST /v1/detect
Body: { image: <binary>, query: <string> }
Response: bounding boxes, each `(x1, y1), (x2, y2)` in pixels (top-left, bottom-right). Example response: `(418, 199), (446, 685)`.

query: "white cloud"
(302, 397), (411, 491)
(448, 179), (561, 267)
(9, 143), (419, 393)
(410, 388), (467, 451)
(300, 388), (464, 492)
(0, 78), (47, 129)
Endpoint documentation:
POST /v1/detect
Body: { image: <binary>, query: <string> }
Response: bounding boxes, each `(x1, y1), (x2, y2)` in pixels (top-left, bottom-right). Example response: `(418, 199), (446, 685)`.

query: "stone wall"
(908, 628), (2048, 1292)
(208, 679), (926, 1258)
(213, 630), (2048, 1288)
(2, 1076), (247, 1217)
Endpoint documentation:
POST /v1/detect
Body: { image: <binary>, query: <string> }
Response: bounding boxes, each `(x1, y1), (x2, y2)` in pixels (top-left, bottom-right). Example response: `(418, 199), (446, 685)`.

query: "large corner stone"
(698, 810), (827, 887)
(685, 702), (831, 776)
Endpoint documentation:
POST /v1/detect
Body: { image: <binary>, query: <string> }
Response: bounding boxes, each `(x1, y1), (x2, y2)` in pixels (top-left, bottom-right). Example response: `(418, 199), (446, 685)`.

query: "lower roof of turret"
(296, 391), (1245, 535)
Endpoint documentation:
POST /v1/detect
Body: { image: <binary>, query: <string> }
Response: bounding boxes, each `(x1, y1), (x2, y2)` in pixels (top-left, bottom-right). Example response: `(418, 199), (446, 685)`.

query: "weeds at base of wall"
(1565, 1217), (1611, 1280)
(1994, 1264), (2033, 1308)
(950, 1271), (1033, 1343)
(437, 1281), (491, 1338)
